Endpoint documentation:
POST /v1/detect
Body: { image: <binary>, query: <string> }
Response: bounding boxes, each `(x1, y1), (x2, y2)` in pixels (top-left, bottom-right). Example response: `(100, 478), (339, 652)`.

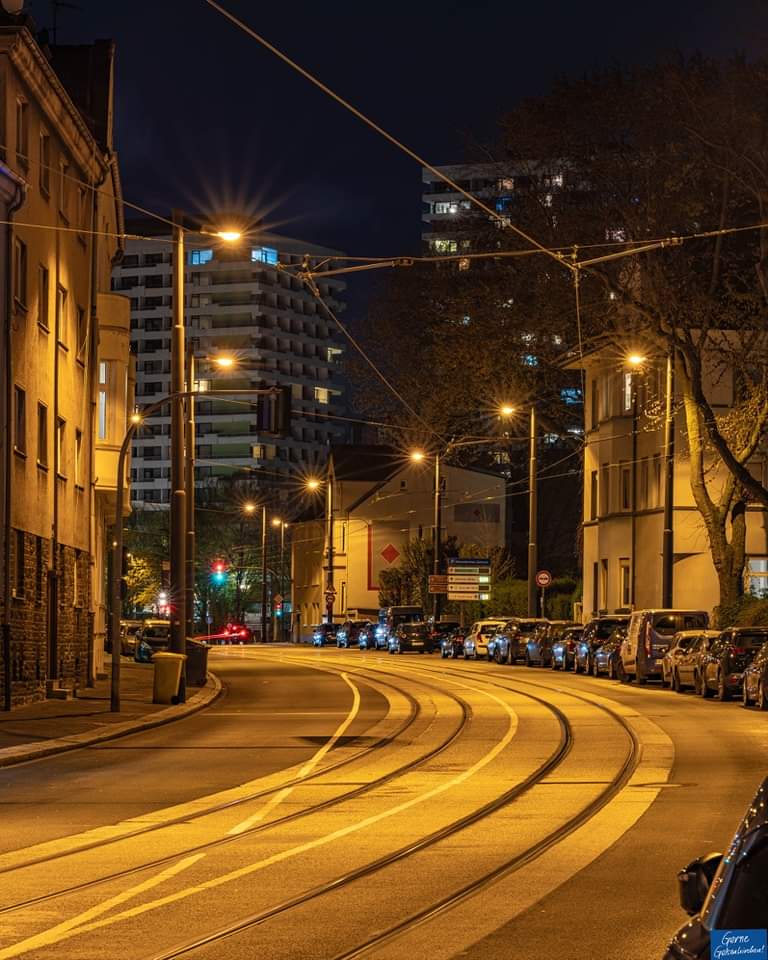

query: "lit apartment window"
(314, 387), (330, 405)
(13, 237), (26, 308)
(188, 249), (213, 266)
(619, 558), (631, 607)
(39, 130), (50, 195)
(430, 239), (458, 254)
(15, 98), (28, 166)
(327, 347), (342, 362)
(98, 361), (109, 440)
(623, 372), (634, 413)
(75, 429), (83, 487)
(56, 417), (66, 478)
(37, 402), (48, 467)
(38, 265), (49, 329)
(13, 385), (26, 455)
(251, 246), (278, 265)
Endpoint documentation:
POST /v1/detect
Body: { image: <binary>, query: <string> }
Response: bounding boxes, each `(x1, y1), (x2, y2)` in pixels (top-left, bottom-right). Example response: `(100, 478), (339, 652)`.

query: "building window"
(37, 402), (48, 467)
(590, 379), (599, 428)
(251, 246), (278, 265)
(75, 429), (83, 487)
(98, 361), (109, 440)
(314, 387), (330, 405)
(57, 285), (68, 347)
(600, 464), (610, 516)
(76, 305), (87, 355)
(15, 98), (28, 166)
(592, 561), (599, 615)
(561, 387), (582, 405)
(429, 239), (458, 254)
(188, 249), (213, 266)
(620, 464), (631, 511)
(77, 186), (88, 237)
(600, 559), (608, 611)
(39, 130), (50, 196)
(619, 558), (631, 607)
(623, 372), (634, 413)
(589, 470), (598, 521)
(38, 265), (49, 329)
(56, 417), (66, 478)
(13, 385), (25, 455)
(59, 159), (70, 219)
(13, 236), (27, 308)
(14, 529), (24, 597)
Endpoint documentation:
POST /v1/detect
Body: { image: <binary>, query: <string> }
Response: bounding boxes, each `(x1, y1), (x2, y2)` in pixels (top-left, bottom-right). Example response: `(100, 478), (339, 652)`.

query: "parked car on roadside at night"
(429, 620), (460, 650)
(661, 631), (701, 688)
(133, 620), (171, 662)
(663, 776), (768, 960)
(742, 640), (768, 709)
(669, 631), (721, 693)
(492, 618), (548, 664)
(388, 622), (434, 655)
(335, 620), (373, 649)
(311, 623), (337, 647)
(620, 609), (709, 684)
(573, 615), (630, 675)
(463, 619), (509, 660)
(698, 626), (768, 700)
(441, 627), (467, 659)
(118, 620), (142, 657)
(591, 625), (627, 678)
(552, 626), (584, 671)
(526, 621), (573, 667)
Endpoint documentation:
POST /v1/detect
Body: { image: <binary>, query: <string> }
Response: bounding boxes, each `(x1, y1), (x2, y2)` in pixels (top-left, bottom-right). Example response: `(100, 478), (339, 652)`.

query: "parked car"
(620, 609), (709, 683)
(492, 618), (548, 664)
(464, 619), (508, 660)
(311, 624), (337, 647)
(526, 621), (572, 667)
(388, 622), (433, 654)
(119, 620), (142, 656)
(441, 627), (467, 659)
(591, 626), (627, 678)
(429, 620), (460, 650)
(669, 631), (721, 693)
(661, 630), (701, 688)
(133, 620), (171, 662)
(335, 620), (373, 649)
(663, 776), (768, 960)
(552, 626), (584, 671)
(742, 640), (768, 709)
(699, 626), (768, 700)
(574, 615), (630, 674)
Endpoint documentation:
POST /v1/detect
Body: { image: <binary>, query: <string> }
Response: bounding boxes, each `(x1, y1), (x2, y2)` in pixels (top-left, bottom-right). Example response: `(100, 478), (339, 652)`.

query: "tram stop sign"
(535, 570), (553, 588)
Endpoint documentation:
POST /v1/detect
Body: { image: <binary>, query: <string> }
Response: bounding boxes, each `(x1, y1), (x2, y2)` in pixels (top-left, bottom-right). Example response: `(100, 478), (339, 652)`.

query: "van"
(620, 609), (709, 683)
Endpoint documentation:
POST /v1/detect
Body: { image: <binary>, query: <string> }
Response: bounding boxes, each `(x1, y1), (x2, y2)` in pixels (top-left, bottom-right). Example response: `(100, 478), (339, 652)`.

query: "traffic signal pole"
(170, 215), (187, 702)
(261, 505), (268, 643)
(527, 406), (538, 617)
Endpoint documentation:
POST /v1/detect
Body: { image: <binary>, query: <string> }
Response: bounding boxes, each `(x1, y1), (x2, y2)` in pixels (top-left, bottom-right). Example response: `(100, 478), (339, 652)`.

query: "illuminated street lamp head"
(627, 353), (646, 367)
(213, 355), (236, 369)
(410, 450), (426, 463)
(216, 229), (242, 243)
(271, 517), (282, 527)
(499, 404), (516, 418)
(306, 478), (321, 491)
(130, 412), (142, 425)
(243, 502), (257, 515)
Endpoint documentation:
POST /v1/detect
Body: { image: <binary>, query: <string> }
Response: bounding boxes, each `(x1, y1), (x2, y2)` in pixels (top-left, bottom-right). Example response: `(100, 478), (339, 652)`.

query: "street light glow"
(216, 230), (242, 242)
(213, 355), (236, 369)
(130, 412), (142, 424)
(499, 404), (516, 417)
(243, 502), (257, 514)
(271, 517), (282, 527)
(306, 478), (321, 491)
(627, 353), (646, 367)
(410, 450), (426, 462)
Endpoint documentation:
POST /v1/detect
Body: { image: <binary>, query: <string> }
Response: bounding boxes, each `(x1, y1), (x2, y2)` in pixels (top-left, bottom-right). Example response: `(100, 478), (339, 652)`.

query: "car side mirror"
(677, 853), (723, 916)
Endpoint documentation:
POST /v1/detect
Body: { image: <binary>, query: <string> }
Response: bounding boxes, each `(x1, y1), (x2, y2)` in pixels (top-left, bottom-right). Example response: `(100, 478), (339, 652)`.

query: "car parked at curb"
(742, 640), (768, 709)
(429, 620), (460, 650)
(388, 622), (434, 654)
(669, 631), (721, 693)
(620, 609), (709, 684)
(335, 620), (373, 649)
(661, 631), (701, 688)
(592, 625), (627, 678)
(552, 626), (584, 671)
(133, 620), (171, 662)
(441, 627), (467, 658)
(464, 619), (508, 660)
(663, 776), (768, 960)
(574, 615), (630, 675)
(526, 621), (573, 667)
(698, 626), (768, 700)
(311, 624), (337, 647)
(492, 618), (549, 664)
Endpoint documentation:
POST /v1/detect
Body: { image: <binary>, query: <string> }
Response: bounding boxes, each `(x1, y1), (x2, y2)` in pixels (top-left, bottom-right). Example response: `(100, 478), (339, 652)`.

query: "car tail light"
(644, 625), (652, 657)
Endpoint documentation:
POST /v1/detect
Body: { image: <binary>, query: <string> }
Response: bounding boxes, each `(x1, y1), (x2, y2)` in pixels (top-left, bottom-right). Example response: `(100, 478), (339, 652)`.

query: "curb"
(0, 671), (223, 768)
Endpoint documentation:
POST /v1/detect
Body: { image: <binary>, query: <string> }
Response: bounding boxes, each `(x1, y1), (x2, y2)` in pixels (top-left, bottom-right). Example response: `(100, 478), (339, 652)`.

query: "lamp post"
(527, 406), (538, 618)
(243, 501), (268, 642)
(305, 476), (333, 625)
(271, 517), (286, 641)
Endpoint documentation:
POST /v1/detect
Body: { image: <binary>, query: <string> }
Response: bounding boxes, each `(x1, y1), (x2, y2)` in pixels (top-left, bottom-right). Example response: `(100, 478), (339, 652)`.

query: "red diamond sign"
(380, 543), (400, 565)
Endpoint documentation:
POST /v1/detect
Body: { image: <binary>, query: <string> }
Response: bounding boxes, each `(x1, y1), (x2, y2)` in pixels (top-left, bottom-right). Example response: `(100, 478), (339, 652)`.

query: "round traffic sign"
(535, 570), (553, 588)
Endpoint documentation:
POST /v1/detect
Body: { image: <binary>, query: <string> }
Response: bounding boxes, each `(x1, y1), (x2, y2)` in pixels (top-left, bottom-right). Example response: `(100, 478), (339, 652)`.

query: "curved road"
(0, 646), (764, 960)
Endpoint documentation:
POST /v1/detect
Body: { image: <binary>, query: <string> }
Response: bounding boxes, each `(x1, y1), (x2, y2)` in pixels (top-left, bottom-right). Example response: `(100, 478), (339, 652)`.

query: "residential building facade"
(0, 17), (129, 707)
(292, 446), (507, 636)
(112, 230), (347, 506)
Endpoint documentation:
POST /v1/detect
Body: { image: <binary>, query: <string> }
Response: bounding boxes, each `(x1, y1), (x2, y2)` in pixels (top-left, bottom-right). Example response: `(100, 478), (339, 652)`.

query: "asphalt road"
(0, 646), (765, 960)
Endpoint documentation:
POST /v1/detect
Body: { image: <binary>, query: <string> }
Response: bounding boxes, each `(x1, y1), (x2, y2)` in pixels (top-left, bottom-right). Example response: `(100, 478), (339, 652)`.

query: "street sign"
(448, 557), (490, 567)
(535, 570), (553, 588)
(428, 575), (449, 594)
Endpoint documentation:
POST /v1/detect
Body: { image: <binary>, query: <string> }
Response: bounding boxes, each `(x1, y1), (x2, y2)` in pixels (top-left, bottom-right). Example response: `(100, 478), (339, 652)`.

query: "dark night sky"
(35, 0), (768, 314)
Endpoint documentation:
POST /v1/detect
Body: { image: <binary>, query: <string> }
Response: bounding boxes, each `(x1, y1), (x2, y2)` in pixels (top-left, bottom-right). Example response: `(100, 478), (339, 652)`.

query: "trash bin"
(185, 639), (209, 687)
(152, 652), (186, 704)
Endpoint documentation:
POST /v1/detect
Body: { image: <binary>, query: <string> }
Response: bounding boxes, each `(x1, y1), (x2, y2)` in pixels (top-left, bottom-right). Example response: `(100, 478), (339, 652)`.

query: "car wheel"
(693, 672), (703, 697)
(672, 669), (681, 693)
(525, 653), (532, 667)
(574, 657), (582, 674)
(742, 681), (752, 708)
(608, 659), (616, 680)
(717, 672), (730, 702)
(759, 681), (768, 711)
(701, 674), (714, 699)
(592, 658), (600, 677)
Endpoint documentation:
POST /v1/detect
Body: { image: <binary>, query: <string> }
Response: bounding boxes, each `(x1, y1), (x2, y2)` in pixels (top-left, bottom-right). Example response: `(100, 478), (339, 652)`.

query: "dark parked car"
(389, 622), (434, 654)
(742, 639), (768, 709)
(526, 621), (573, 667)
(669, 631), (721, 693)
(699, 626), (768, 700)
(552, 626), (584, 671)
(661, 631), (701, 688)
(311, 624), (337, 647)
(493, 618), (549, 664)
(429, 620), (460, 649)
(664, 776), (768, 959)
(133, 620), (171, 662)
(592, 626), (627, 678)
(573, 615), (630, 674)
(335, 619), (373, 648)
(441, 627), (467, 659)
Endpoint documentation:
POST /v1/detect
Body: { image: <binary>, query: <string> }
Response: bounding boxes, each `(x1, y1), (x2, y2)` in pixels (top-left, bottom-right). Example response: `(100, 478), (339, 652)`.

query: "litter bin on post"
(152, 652), (186, 704)
(185, 639), (209, 687)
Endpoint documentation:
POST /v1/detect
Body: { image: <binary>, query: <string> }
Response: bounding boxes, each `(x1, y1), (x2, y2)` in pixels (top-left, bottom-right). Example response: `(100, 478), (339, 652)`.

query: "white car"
(463, 619), (507, 661)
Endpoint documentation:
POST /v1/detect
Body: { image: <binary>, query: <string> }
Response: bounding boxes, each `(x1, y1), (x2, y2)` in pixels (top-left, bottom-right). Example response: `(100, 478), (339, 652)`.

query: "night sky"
(39, 0), (768, 315)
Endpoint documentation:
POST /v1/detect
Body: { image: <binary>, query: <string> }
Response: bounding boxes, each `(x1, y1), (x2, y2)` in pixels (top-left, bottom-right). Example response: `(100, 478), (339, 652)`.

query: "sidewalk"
(0, 660), (221, 768)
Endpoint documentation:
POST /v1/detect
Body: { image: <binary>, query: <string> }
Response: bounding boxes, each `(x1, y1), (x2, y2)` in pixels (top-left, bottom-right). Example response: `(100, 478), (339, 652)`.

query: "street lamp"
(306, 475), (335, 625)
(271, 517), (287, 640)
(243, 501), (268, 643)
(499, 403), (538, 616)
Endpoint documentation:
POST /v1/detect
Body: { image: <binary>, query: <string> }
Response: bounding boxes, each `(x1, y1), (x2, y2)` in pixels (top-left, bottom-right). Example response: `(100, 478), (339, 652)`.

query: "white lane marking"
(226, 672), (361, 836)
(5, 678), (516, 952)
(0, 854), (204, 960)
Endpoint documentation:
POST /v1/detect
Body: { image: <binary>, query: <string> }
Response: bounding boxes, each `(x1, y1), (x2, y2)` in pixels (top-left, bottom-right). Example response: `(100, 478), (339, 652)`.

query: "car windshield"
(734, 633), (768, 648)
(715, 837), (768, 928)
(517, 622), (540, 634)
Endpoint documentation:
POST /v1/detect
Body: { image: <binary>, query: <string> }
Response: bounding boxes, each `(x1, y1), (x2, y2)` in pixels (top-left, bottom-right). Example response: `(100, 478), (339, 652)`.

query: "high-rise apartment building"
(112, 229), (347, 506)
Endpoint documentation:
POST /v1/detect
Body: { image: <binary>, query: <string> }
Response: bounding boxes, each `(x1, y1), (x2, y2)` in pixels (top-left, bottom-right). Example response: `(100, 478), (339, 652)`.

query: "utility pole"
(527, 406), (538, 617)
(170, 211), (187, 701)
(325, 469), (335, 624)
(184, 348), (195, 639)
(433, 452), (442, 622)
(662, 347), (675, 608)
(260, 504), (268, 643)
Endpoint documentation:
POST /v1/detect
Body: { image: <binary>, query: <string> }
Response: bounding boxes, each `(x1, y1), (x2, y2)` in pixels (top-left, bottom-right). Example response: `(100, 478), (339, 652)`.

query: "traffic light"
(259, 385), (291, 437)
(211, 560), (228, 585)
